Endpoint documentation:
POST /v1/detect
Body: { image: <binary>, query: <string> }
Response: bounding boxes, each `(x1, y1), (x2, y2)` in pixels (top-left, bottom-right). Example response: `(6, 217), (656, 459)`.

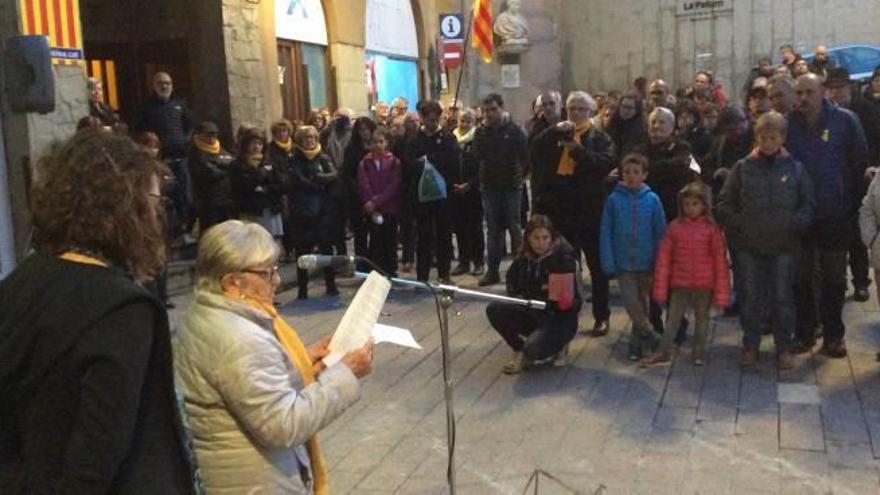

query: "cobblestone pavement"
(169, 266), (880, 494)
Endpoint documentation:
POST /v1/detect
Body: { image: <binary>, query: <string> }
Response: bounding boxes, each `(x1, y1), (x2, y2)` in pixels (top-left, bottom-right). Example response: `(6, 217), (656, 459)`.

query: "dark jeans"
(451, 192), (485, 266)
(167, 157), (193, 235)
(740, 251), (796, 352)
(350, 208), (369, 272)
(486, 303), (578, 360)
(400, 202), (417, 265)
(577, 233), (610, 323)
(416, 200), (452, 281)
(849, 226), (870, 289)
(795, 244), (848, 345)
(295, 242), (338, 295)
(367, 215), (399, 275)
(482, 188), (523, 274)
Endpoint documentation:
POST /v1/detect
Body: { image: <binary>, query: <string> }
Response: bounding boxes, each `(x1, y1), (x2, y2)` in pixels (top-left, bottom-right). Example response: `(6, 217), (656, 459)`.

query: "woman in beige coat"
(858, 172), (880, 360)
(174, 220), (373, 494)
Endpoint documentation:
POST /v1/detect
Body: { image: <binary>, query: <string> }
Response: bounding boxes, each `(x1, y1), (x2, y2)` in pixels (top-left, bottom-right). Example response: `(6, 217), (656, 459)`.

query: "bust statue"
(493, 0), (530, 50)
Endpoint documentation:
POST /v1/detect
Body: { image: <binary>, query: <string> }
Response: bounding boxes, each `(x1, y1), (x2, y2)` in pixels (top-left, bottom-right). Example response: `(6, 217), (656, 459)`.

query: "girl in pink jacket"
(642, 182), (730, 367)
(357, 127), (403, 275)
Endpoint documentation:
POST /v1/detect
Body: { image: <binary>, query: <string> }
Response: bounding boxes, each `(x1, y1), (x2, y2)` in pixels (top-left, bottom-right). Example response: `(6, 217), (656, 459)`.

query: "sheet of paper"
(373, 323), (421, 349)
(323, 323), (421, 367)
(327, 271), (391, 355)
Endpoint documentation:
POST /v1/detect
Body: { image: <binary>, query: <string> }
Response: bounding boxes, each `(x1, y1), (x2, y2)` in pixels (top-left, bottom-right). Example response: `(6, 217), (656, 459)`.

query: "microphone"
(297, 254), (356, 271)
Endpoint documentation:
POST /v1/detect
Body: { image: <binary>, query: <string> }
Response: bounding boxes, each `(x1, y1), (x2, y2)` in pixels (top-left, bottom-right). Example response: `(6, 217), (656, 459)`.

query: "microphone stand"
(353, 265), (545, 495)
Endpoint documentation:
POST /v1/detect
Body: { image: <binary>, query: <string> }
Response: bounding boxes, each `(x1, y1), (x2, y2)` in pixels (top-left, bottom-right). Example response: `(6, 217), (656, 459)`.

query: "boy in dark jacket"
(600, 154), (667, 360)
(717, 111), (815, 368)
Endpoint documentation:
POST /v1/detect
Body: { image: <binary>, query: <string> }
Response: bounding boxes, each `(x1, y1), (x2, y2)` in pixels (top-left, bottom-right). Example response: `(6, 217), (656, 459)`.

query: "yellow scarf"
(297, 143), (323, 161)
(59, 251), (107, 267)
(194, 134), (221, 155)
(274, 138), (293, 152)
(556, 121), (592, 176)
(239, 296), (329, 495)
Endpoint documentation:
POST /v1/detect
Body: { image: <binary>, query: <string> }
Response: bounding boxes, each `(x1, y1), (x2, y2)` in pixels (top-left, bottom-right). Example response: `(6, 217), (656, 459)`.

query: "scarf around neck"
(297, 143), (323, 161)
(194, 135), (221, 155)
(274, 138), (292, 152)
(245, 153), (263, 168)
(453, 127), (475, 145)
(234, 295), (330, 495)
(556, 121), (592, 176)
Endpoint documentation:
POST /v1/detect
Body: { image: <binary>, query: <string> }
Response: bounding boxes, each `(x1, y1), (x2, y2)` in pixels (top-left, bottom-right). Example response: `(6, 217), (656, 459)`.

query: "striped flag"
(471, 0), (493, 64)
(18, 0), (84, 65)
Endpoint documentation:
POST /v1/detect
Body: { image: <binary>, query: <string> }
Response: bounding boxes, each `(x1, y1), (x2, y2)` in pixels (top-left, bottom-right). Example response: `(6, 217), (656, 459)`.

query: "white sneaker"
(502, 351), (524, 374)
(553, 343), (569, 367)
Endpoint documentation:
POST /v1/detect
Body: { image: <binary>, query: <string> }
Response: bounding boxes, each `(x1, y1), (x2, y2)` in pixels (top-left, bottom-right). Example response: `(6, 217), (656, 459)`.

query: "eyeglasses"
(243, 264), (280, 282)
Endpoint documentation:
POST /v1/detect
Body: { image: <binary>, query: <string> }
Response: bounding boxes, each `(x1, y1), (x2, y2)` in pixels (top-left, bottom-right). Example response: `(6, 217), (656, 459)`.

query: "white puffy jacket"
(173, 291), (360, 494)
(860, 173), (880, 270)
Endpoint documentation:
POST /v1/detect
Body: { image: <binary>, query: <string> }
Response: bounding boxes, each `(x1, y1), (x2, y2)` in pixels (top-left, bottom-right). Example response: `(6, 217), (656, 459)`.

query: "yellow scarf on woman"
(556, 121), (592, 176)
(240, 297), (329, 495)
(59, 251), (107, 267)
(274, 138), (292, 152)
(194, 134), (221, 155)
(296, 144), (323, 161)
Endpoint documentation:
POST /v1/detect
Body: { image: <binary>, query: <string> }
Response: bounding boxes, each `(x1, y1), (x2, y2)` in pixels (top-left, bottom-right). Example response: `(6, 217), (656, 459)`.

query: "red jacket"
(652, 216), (730, 306)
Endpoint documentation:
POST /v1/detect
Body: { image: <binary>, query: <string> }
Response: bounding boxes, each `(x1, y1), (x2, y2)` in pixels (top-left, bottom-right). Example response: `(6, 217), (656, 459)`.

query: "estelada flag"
(471, 0), (493, 64)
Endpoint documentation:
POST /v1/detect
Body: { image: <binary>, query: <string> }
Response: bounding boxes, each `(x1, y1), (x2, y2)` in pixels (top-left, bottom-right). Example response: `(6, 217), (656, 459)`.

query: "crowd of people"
(83, 45), (880, 376)
(3, 42), (880, 493)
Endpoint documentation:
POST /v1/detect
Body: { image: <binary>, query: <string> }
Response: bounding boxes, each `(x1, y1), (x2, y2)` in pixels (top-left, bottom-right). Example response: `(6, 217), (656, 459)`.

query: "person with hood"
(289, 125), (343, 299)
(642, 182), (730, 368)
(188, 121), (235, 234)
(486, 215), (582, 374)
(600, 153), (667, 361)
(0, 130), (197, 493)
(450, 108), (486, 276)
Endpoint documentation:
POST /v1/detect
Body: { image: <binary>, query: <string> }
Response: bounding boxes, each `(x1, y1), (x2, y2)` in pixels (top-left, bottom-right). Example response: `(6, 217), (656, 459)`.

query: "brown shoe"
(738, 347), (759, 366)
(777, 351), (795, 370)
(640, 350), (672, 368)
(820, 340), (847, 359)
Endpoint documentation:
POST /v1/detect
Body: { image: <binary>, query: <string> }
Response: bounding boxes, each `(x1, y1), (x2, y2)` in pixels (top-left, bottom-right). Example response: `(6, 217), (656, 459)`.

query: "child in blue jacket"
(600, 153), (668, 360)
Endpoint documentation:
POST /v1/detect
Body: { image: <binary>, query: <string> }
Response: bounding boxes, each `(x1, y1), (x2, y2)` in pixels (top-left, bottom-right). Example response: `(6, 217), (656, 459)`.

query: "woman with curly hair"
(0, 130), (197, 493)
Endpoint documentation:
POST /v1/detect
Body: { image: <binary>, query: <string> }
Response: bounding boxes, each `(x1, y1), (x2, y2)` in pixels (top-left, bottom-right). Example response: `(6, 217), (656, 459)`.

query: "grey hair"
(195, 220), (281, 294)
(649, 106), (675, 123)
(458, 107), (477, 121)
(86, 77), (101, 92)
(566, 91), (596, 112)
(767, 74), (796, 91)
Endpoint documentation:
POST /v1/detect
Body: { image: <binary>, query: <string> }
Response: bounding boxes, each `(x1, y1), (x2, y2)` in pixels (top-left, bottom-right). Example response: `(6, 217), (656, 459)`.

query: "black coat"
(633, 139), (699, 223)
(506, 240), (583, 314)
(531, 125), (615, 240)
(289, 149), (342, 245)
(0, 253), (194, 494)
(137, 95), (191, 159)
(473, 118), (529, 190)
(187, 146), (234, 213)
(230, 158), (285, 216)
(406, 128), (461, 206)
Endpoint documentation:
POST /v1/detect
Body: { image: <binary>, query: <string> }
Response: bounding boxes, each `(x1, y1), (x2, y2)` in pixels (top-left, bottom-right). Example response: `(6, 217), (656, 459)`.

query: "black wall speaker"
(3, 35), (55, 114)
